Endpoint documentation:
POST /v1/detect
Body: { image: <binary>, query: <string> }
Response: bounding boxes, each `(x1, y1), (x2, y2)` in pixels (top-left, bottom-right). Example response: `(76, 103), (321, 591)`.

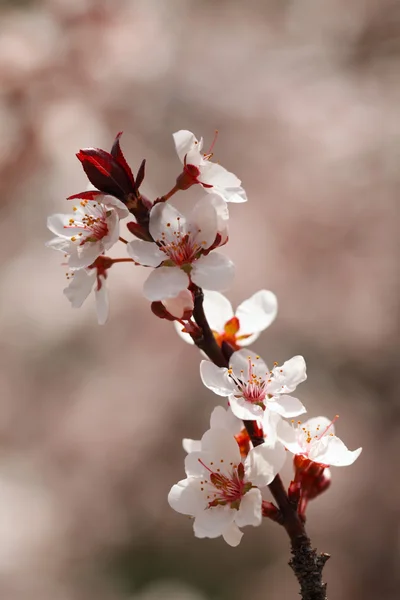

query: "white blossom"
(175, 290), (277, 348)
(182, 406), (243, 454)
(127, 196), (234, 301)
(47, 195), (128, 269)
(277, 416), (362, 467)
(200, 349), (307, 421)
(173, 130), (247, 203)
(168, 428), (286, 546)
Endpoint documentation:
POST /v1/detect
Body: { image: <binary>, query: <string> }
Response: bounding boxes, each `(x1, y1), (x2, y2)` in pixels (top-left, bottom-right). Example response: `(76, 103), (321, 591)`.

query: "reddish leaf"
(110, 132), (136, 187)
(67, 190), (104, 201)
(76, 148), (135, 200)
(135, 159), (146, 191)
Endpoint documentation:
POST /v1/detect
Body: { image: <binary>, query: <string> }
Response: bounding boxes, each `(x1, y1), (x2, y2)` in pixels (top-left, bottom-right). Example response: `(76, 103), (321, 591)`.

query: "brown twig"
(190, 285), (329, 600)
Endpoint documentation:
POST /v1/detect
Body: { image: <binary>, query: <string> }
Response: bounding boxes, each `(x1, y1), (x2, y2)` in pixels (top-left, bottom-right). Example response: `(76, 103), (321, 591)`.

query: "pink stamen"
(317, 415), (339, 440)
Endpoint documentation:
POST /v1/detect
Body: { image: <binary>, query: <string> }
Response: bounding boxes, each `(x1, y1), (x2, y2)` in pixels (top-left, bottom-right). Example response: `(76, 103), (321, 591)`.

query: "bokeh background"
(0, 0), (399, 598)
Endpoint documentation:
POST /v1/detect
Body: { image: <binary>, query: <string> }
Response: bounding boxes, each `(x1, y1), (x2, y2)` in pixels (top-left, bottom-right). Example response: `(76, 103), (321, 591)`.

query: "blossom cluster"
(47, 130), (362, 547)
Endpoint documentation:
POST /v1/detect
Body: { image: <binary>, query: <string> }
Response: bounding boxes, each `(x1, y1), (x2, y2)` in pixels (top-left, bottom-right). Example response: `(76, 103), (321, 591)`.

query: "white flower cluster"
(47, 129), (362, 547)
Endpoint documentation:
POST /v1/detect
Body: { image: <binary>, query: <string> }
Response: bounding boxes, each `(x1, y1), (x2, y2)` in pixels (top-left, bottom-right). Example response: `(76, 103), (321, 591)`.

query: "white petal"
(184, 451), (213, 477)
(68, 241), (102, 269)
(188, 196), (219, 250)
(268, 395), (307, 418)
(200, 162), (241, 188)
(228, 395), (265, 421)
(149, 202), (186, 245)
(302, 416), (335, 438)
(173, 130), (197, 163)
(191, 252), (235, 291)
(222, 522), (243, 547)
(236, 290), (278, 338)
(310, 436), (362, 467)
(235, 488), (262, 527)
(173, 321), (195, 345)
(193, 505), (235, 539)
(209, 406), (242, 436)
(245, 441), (286, 487)
(229, 349), (268, 380)
(200, 428), (241, 466)
(127, 240), (164, 267)
(46, 237), (73, 253)
(163, 289), (193, 319)
(168, 478), (205, 516)
(101, 194), (129, 218)
(63, 270), (96, 307)
(275, 419), (303, 455)
(102, 210), (120, 251)
(268, 355), (307, 395)
(143, 267), (189, 301)
(47, 213), (79, 238)
(211, 185), (248, 204)
(95, 276), (109, 325)
(182, 438), (201, 454)
(261, 411), (283, 443)
(202, 290), (234, 333)
(200, 361), (233, 397)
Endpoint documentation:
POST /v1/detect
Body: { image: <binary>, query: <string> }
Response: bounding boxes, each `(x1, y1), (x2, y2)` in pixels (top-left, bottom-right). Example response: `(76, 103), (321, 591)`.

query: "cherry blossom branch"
(190, 285), (329, 600)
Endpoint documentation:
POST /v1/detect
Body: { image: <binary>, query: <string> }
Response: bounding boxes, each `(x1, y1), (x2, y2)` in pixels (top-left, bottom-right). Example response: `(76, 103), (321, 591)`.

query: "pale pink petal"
(168, 478), (205, 515)
(302, 417), (335, 439)
(182, 438), (201, 453)
(191, 252), (235, 291)
(201, 291), (233, 334)
(188, 196), (219, 250)
(200, 162), (241, 188)
(194, 505), (235, 539)
(236, 290), (278, 338)
(143, 267), (189, 301)
(310, 436), (362, 467)
(47, 213), (82, 238)
(68, 241), (103, 269)
(209, 406), (242, 436)
(173, 130), (198, 163)
(268, 395), (307, 418)
(200, 361), (233, 397)
(163, 289), (194, 319)
(229, 349), (268, 381)
(103, 210), (120, 250)
(149, 202), (186, 245)
(245, 441), (287, 487)
(95, 275), (109, 325)
(46, 237), (72, 253)
(101, 194), (129, 218)
(275, 419), (303, 455)
(63, 270), (96, 308)
(222, 522), (243, 547)
(200, 428), (241, 467)
(268, 356), (307, 395)
(211, 185), (248, 204)
(184, 451), (213, 477)
(228, 395), (265, 421)
(127, 240), (164, 267)
(235, 488), (262, 527)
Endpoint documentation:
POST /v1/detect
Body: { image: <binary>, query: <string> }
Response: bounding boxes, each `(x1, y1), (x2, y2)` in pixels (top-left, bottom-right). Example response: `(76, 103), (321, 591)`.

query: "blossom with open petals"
(127, 196), (234, 301)
(173, 130), (247, 203)
(168, 428), (286, 546)
(277, 416), (362, 467)
(175, 290), (277, 349)
(47, 194), (128, 269)
(183, 406), (243, 454)
(200, 349), (307, 421)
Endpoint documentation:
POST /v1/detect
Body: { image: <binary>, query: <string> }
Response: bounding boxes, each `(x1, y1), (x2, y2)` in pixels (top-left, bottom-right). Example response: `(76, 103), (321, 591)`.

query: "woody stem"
(190, 285), (329, 600)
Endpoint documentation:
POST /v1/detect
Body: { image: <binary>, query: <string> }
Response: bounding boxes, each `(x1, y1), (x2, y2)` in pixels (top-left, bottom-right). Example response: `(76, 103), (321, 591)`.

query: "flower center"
(228, 356), (268, 408)
(157, 217), (206, 266)
(65, 201), (109, 244)
(198, 459), (252, 509)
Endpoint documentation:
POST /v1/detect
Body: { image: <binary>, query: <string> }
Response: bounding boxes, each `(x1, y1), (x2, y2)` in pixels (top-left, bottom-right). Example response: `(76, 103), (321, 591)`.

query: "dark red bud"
(262, 501), (283, 523)
(151, 302), (176, 322)
(126, 221), (153, 242)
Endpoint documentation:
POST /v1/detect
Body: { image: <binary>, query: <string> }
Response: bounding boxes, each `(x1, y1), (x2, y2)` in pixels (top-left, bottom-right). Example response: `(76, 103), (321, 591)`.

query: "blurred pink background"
(0, 0), (399, 598)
